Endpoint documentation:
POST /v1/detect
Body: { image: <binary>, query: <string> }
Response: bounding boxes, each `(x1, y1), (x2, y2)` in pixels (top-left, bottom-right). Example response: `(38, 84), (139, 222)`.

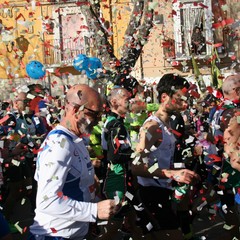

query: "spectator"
(29, 84), (118, 240)
(131, 73), (200, 240)
(1, 92), (33, 222)
(191, 26), (205, 55)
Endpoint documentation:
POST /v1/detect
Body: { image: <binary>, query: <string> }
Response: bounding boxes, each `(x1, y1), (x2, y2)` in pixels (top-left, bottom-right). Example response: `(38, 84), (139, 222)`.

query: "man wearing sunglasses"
(29, 84), (117, 240)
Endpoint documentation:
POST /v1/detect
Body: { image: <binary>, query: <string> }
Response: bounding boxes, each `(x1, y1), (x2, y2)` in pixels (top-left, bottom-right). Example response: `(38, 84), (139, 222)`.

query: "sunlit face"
(116, 89), (131, 115)
(75, 104), (102, 137)
(195, 28), (200, 33)
(14, 97), (28, 112)
(166, 89), (189, 113)
(130, 92), (145, 113)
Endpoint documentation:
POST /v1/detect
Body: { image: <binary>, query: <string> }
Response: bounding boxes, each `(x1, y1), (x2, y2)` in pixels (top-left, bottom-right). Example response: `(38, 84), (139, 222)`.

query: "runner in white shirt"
(29, 84), (118, 240)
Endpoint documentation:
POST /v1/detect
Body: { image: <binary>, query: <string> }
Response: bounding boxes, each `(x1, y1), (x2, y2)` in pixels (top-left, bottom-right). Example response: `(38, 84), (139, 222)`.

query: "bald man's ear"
(110, 98), (118, 108)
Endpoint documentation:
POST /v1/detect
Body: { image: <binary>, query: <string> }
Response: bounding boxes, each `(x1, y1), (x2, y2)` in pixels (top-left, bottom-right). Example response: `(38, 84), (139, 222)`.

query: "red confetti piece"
(0, 115), (10, 125)
(114, 138), (120, 154)
(89, 184), (95, 193)
(198, 3), (208, 8)
(57, 191), (63, 198)
(15, 13), (25, 21)
(213, 43), (223, 48)
(212, 23), (222, 29)
(172, 10), (177, 16)
(208, 154), (221, 162)
(170, 129), (182, 137)
(63, 195), (68, 200)
(182, 87), (188, 94)
(190, 90), (200, 99)
(50, 228), (57, 233)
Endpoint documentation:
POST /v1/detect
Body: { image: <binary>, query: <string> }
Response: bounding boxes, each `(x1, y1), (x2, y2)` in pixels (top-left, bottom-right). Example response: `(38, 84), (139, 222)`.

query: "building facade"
(0, 0), (239, 99)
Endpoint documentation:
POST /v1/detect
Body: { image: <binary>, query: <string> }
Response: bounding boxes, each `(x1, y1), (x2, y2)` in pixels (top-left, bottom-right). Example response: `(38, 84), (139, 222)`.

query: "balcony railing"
(43, 37), (89, 67)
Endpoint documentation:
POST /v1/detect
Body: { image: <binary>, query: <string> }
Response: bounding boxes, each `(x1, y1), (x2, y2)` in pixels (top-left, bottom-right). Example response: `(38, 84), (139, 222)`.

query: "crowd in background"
(0, 73), (239, 240)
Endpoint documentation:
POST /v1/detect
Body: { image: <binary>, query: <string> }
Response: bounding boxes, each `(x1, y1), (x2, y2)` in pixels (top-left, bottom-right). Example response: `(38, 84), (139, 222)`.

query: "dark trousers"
(28, 233), (68, 240)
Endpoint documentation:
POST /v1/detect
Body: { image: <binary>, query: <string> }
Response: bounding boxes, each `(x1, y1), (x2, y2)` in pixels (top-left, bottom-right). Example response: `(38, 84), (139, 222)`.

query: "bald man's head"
(65, 84), (103, 111)
(222, 74), (240, 101)
(107, 87), (130, 115)
(61, 84), (103, 137)
(108, 87), (130, 102)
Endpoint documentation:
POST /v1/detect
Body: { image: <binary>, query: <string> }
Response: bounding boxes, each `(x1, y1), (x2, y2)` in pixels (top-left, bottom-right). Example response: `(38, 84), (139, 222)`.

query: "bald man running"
(29, 84), (118, 240)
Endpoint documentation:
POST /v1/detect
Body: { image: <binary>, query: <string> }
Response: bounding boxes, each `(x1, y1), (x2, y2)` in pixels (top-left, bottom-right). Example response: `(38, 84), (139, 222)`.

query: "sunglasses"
(70, 102), (102, 118)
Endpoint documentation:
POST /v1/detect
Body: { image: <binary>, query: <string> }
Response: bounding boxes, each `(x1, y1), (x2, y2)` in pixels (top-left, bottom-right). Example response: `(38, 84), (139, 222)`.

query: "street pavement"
(8, 197), (238, 240)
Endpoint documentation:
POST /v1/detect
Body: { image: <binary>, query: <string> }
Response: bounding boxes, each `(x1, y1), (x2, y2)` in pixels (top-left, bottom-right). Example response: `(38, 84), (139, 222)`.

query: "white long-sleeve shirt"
(30, 125), (97, 239)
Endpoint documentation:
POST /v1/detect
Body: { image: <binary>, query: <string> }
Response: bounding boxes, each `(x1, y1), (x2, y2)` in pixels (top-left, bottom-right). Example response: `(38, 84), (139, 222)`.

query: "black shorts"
(135, 185), (179, 234)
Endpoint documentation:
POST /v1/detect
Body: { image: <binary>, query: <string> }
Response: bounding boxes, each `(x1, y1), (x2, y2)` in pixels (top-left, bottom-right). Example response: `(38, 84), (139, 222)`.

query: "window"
(46, 6), (90, 65)
(173, 0), (213, 59)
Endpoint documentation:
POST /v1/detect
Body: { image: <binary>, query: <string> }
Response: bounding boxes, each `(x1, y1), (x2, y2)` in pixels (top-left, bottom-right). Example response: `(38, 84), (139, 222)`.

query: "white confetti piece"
(125, 191), (134, 201)
(208, 208), (216, 215)
(213, 165), (221, 171)
(21, 198), (26, 205)
(223, 224), (235, 230)
(148, 163), (158, 174)
(12, 159), (20, 167)
(146, 131), (152, 141)
(150, 145), (157, 151)
(185, 136), (195, 144)
(28, 142), (35, 148)
(217, 190), (224, 195)
(132, 156), (140, 165)
(174, 163), (185, 169)
(26, 185), (32, 190)
(60, 138), (66, 148)
(209, 190), (215, 197)
(237, 116), (240, 124)
(182, 148), (192, 157)
(97, 221), (108, 226)
(142, 157), (149, 164)
(133, 204), (144, 211)
(197, 200), (207, 211)
(14, 222), (23, 234)
(114, 195), (120, 205)
(146, 222), (153, 231)
(171, 115), (176, 121)
(222, 204), (228, 214)
(181, 95), (187, 101)
(26, 93), (36, 100)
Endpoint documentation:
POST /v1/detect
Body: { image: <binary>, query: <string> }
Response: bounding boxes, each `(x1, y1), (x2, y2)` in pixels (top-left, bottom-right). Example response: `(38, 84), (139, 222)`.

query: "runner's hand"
(97, 200), (117, 220)
(172, 169), (200, 184)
